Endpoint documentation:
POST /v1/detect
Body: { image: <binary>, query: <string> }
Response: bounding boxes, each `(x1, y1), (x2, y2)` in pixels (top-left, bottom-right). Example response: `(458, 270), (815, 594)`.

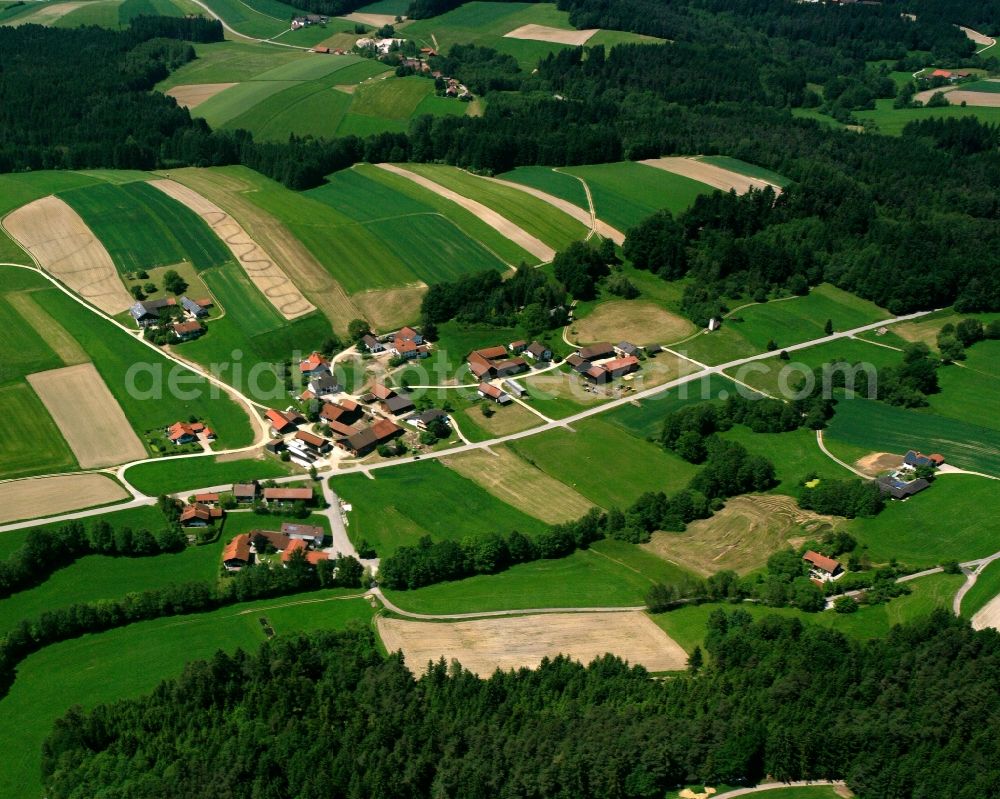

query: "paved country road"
(711, 781), (849, 799)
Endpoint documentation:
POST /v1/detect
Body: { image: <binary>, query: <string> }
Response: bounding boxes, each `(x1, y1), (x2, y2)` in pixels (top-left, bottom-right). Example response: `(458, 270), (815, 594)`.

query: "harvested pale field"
(27, 364), (147, 468)
(972, 592), (1000, 630)
(959, 25), (995, 48)
(503, 23), (599, 46)
(855, 451), (903, 477)
(480, 173), (625, 245)
(642, 494), (841, 576)
(573, 300), (695, 345)
(913, 86), (956, 104)
(342, 11), (398, 26)
(0, 473), (129, 525)
(461, 401), (541, 437)
(352, 284), (426, 331)
(149, 179), (315, 320)
(443, 447), (594, 523)
(3, 196), (132, 315)
(378, 611), (687, 675)
(930, 90), (1000, 107)
(5, 292), (88, 366)
(639, 157), (783, 195)
(9, 1), (86, 25)
(154, 169), (360, 331)
(375, 163), (556, 262)
(165, 83), (238, 109)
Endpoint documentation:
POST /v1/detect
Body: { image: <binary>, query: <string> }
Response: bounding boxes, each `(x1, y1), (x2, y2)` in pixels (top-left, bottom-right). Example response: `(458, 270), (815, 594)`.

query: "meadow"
(0, 589), (372, 799)
(508, 417), (701, 507)
(123, 455), (292, 495)
(497, 165), (590, 209)
(335, 75), (465, 137)
(156, 41), (306, 89)
(962, 559), (1000, 618)
(59, 179), (232, 273)
(720, 426), (848, 492)
(559, 161), (715, 232)
(697, 155), (790, 187)
(928, 360), (1000, 432)
(0, 381), (78, 480)
(196, 0), (299, 38)
(331, 460), (548, 556)
(400, 163), (592, 252)
(825, 395), (1000, 476)
(383, 537), (693, 614)
(854, 98), (1000, 135)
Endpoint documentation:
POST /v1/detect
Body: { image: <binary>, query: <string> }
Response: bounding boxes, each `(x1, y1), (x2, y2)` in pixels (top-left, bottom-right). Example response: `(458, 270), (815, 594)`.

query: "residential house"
(222, 534), (252, 571)
(193, 492), (219, 504)
(167, 420), (214, 445)
(299, 352), (330, 376)
(308, 372), (341, 397)
(233, 483), (259, 504)
(577, 342), (616, 362)
(877, 475), (930, 500)
(172, 320), (203, 341)
(339, 418), (403, 456)
(264, 487), (315, 506)
(180, 502), (223, 527)
(383, 394), (416, 416)
(294, 430), (331, 454)
(281, 522), (325, 546)
(280, 538), (327, 566)
(266, 408), (304, 435)
(524, 341), (552, 361)
(408, 408), (449, 430)
(903, 450), (945, 468)
(802, 550), (843, 581)
(362, 334), (385, 353)
(508, 340), (526, 354)
(180, 296), (208, 318)
(478, 382), (511, 404)
(614, 341), (640, 358)
(394, 338), (430, 359)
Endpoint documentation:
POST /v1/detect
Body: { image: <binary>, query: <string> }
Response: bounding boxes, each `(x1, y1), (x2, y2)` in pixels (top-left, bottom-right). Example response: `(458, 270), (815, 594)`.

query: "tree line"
(40, 611), (1000, 798)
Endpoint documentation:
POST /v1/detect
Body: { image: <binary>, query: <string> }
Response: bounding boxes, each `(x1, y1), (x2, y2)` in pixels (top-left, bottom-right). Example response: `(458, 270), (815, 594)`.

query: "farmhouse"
(293, 430), (332, 454)
(468, 351), (496, 380)
(408, 408), (449, 430)
(280, 538), (328, 566)
(299, 352), (330, 375)
(370, 383), (396, 402)
(903, 450), (945, 468)
(478, 382), (511, 404)
(467, 346), (528, 379)
(172, 320), (203, 341)
(180, 296), (209, 318)
(361, 334), (385, 353)
(394, 338), (430, 359)
(340, 418), (403, 456)
(615, 341), (640, 358)
(193, 492), (219, 504)
(320, 400), (363, 426)
(382, 394), (416, 416)
(233, 483), (258, 503)
(281, 522), (324, 546)
(577, 342), (616, 362)
(308, 372), (341, 397)
(179, 502), (223, 527)
(291, 13), (326, 28)
(508, 340), (526, 353)
(167, 420), (214, 445)
(878, 475), (930, 500)
(128, 297), (176, 327)
(802, 550), (843, 581)
(222, 534), (252, 571)
(264, 486), (315, 506)
(266, 408), (304, 435)
(524, 341), (552, 361)
(583, 356), (640, 383)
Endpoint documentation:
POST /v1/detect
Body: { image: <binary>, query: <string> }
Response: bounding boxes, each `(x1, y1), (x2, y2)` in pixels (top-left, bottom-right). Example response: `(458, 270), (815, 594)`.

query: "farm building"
(299, 352), (330, 375)
(370, 383), (397, 402)
(802, 550), (843, 581)
(615, 341), (640, 358)
(172, 321), (203, 341)
(408, 408), (449, 430)
(583, 356), (640, 383)
(383, 394), (416, 416)
(193, 492), (219, 504)
(167, 420), (214, 445)
(478, 382), (511, 404)
(339, 418), (403, 456)
(179, 502), (223, 527)
(222, 534), (252, 571)
(903, 450), (945, 468)
(281, 522), (325, 546)
(878, 475), (930, 500)
(525, 341), (552, 361)
(508, 340), (527, 353)
(393, 338), (430, 359)
(577, 342), (616, 362)
(565, 353), (589, 373)
(264, 487), (315, 506)
(264, 439), (286, 455)
(128, 297), (176, 327)
(233, 483), (259, 503)
(308, 372), (341, 396)
(294, 430), (331, 454)
(321, 400), (363, 426)
(180, 296), (209, 318)
(280, 538), (328, 566)
(362, 334), (385, 353)
(503, 378), (527, 398)
(266, 408), (304, 435)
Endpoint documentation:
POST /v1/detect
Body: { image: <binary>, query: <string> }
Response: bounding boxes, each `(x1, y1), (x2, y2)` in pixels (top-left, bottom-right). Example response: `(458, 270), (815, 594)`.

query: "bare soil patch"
(375, 163), (556, 262)
(165, 83), (238, 109)
(503, 23), (599, 46)
(642, 494), (841, 576)
(155, 169), (360, 331)
(342, 11), (398, 26)
(972, 592), (1000, 631)
(639, 156), (783, 195)
(930, 89), (1000, 107)
(149, 179), (315, 320)
(378, 611), (687, 675)
(443, 447), (594, 523)
(3, 196), (132, 315)
(352, 284), (426, 331)
(0, 473), (129, 525)
(855, 451), (903, 477)
(573, 300), (695, 346)
(5, 291), (88, 366)
(27, 363), (147, 468)
(959, 25), (995, 48)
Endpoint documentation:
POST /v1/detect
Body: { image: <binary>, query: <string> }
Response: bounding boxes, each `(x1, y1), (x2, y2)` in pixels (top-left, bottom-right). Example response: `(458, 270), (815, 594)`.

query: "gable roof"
(362, 333), (382, 350)
(194, 492), (219, 503)
(370, 383), (396, 401)
(281, 522), (324, 540)
(327, 420), (357, 437)
(309, 372), (340, 392)
(280, 538), (308, 563)
(478, 382), (505, 400)
(264, 487), (314, 501)
(383, 394), (415, 413)
(602, 356), (640, 373)
(578, 342), (615, 361)
(266, 409), (301, 432)
(173, 321), (202, 336)
(222, 534), (251, 563)
(233, 482), (257, 499)
(295, 430), (328, 448)
(474, 345), (509, 361)
(299, 352), (329, 373)
(412, 408), (448, 426)
(525, 341), (550, 358)
(802, 550), (841, 574)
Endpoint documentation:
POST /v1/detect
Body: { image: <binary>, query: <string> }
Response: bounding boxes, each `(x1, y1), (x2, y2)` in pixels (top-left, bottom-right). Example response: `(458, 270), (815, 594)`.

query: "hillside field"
(123, 455), (292, 495)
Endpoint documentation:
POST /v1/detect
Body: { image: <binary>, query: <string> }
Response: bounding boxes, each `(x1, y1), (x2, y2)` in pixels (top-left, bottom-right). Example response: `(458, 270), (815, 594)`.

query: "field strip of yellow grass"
(165, 83), (238, 109)
(351, 284), (427, 331)
(5, 291), (89, 366)
(0, 473), (129, 525)
(639, 156), (783, 195)
(503, 23), (599, 46)
(3, 196), (133, 315)
(375, 163), (556, 262)
(154, 168), (361, 331)
(27, 363), (147, 469)
(972, 593), (1000, 631)
(9, 1), (87, 25)
(342, 11), (397, 26)
(149, 179), (316, 320)
(573, 299), (695, 345)
(378, 611), (687, 675)
(442, 447), (594, 523)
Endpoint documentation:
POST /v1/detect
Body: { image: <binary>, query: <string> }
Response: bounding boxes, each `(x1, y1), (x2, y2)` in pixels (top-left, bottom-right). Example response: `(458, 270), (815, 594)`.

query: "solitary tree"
(824, 318), (834, 335)
(687, 645), (704, 674)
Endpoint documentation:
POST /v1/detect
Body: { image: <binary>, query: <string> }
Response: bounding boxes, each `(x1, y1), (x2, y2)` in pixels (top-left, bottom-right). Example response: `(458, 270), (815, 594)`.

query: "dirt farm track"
(0, 473), (129, 525)
(377, 611), (688, 675)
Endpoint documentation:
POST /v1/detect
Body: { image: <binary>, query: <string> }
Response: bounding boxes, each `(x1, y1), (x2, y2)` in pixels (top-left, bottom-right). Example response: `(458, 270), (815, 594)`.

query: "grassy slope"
(124, 455), (292, 495)
(0, 381), (77, 480)
(929, 360), (1000, 432)
(962, 559), (1000, 618)
(332, 460), (549, 556)
(855, 98), (1000, 135)
(155, 41), (306, 89)
(497, 165), (590, 209)
(0, 591), (372, 799)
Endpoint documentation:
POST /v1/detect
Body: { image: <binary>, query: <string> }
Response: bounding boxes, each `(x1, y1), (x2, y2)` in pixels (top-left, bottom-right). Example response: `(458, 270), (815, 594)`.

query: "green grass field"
(384, 537), (693, 614)
(196, 79), (301, 127)
(697, 155), (790, 187)
(721, 426), (850, 491)
(59, 180), (232, 273)
(497, 165), (590, 209)
(854, 98), (1000, 135)
(962, 559), (1000, 619)
(123, 455), (292, 495)
(825, 395), (1000, 476)
(202, 262), (285, 334)
(195, 0), (300, 38)
(401, 163), (591, 252)
(508, 417), (701, 508)
(156, 41), (307, 89)
(559, 161), (715, 232)
(332, 460), (548, 556)
(0, 589), (371, 799)
(0, 381), (77, 480)
(928, 361), (1000, 432)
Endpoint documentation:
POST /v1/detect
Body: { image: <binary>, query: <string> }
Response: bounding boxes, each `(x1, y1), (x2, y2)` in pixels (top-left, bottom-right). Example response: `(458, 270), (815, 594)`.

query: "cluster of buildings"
(877, 450), (944, 500)
(129, 295), (212, 341)
(222, 522), (327, 571)
(803, 550), (844, 584)
(564, 341), (644, 384)
(173, 483), (316, 530)
(356, 36), (406, 55)
(465, 339), (552, 406)
(291, 13), (327, 29)
(926, 68), (974, 83)
(361, 326), (429, 360)
(166, 419), (216, 447)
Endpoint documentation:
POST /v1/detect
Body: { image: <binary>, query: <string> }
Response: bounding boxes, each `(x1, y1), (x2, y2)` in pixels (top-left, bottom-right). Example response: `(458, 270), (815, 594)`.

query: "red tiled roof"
(299, 390), (316, 401)
(398, 325), (419, 339)
(264, 487), (313, 501)
(803, 550), (841, 574)
(475, 345), (508, 360)
(266, 409), (299, 432)
(339, 398), (359, 412)
(371, 383), (395, 401)
(194, 492), (219, 503)
(195, 298), (213, 307)
(173, 321), (202, 335)
(306, 551), (327, 565)
(371, 418), (401, 438)
(327, 420), (357, 437)
(602, 356), (639, 372)
(222, 534), (251, 563)
(931, 68), (952, 77)
(281, 538), (308, 562)
(233, 483), (257, 498)
(299, 352), (329, 373)
(295, 430), (327, 448)
(478, 382), (504, 399)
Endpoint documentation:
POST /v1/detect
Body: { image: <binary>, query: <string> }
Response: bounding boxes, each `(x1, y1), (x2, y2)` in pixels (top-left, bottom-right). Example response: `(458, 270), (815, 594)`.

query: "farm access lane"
(180, 0), (311, 49)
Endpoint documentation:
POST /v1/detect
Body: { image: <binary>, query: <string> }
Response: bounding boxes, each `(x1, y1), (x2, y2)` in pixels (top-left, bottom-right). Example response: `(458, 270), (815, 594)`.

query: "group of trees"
(41, 612), (1000, 798)
(937, 316), (1000, 362)
(799, 476), (886, 519)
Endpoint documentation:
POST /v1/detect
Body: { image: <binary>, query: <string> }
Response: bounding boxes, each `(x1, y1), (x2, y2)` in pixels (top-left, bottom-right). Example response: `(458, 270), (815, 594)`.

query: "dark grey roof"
(384, 394), (415, 414)
(412, 408), (447, 425)
(310, 373), (340, 393)
(877, 476), (930, 499)
(181, 296), (206, 315)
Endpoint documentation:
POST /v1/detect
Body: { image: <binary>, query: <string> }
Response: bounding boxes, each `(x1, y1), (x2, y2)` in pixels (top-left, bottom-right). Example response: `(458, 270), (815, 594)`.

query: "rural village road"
(710, 781), (849, 799)
(371, 587), (644, 620)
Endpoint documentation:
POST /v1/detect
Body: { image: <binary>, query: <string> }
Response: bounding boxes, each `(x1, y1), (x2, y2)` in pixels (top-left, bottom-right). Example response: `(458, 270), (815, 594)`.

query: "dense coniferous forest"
(40, 614), (1000, 799)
